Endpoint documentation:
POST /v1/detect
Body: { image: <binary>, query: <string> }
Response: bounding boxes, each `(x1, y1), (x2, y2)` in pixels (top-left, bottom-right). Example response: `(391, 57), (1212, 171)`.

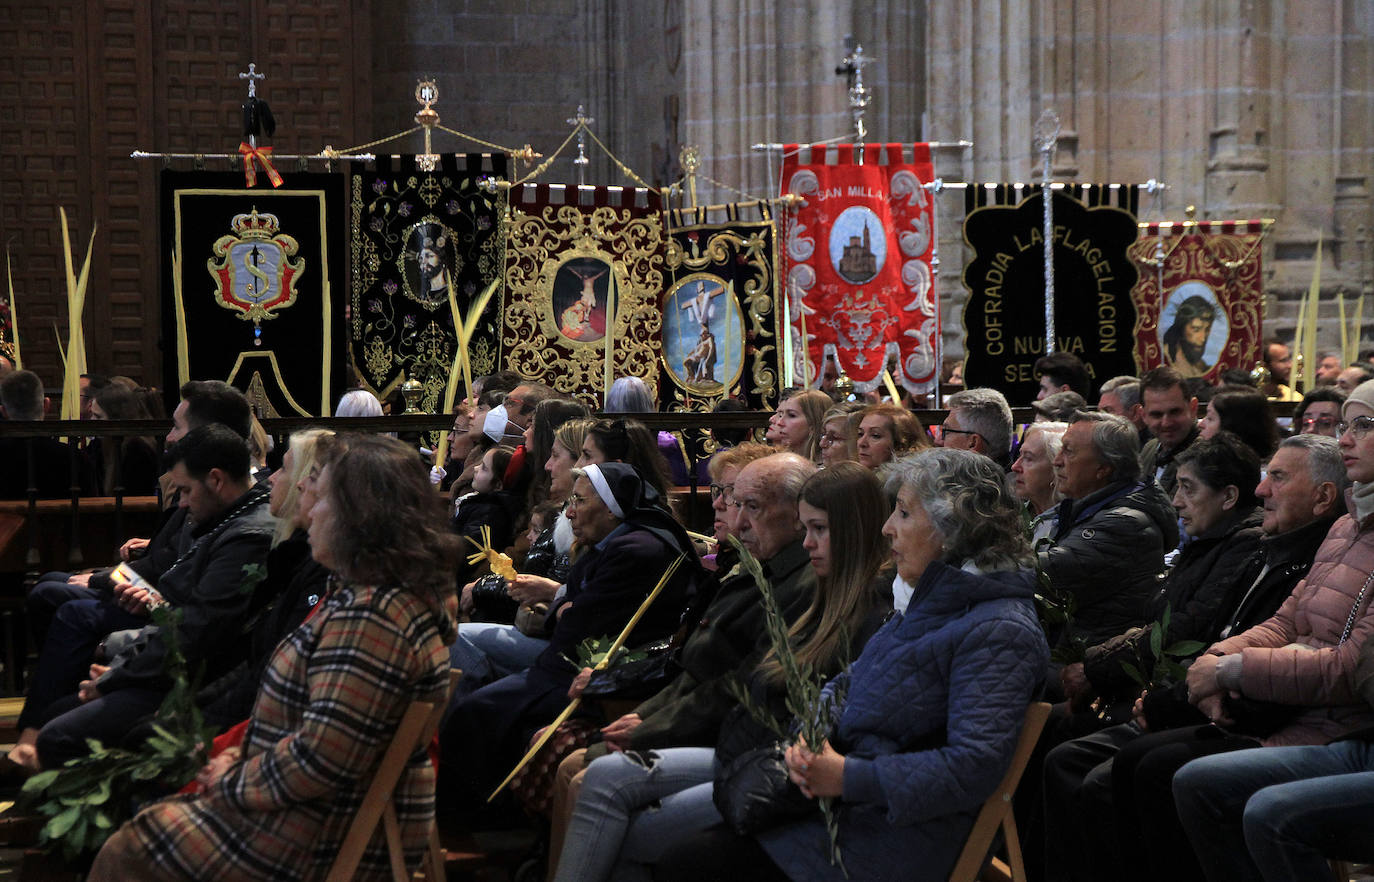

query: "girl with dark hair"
(1199, 387), (1280, 460)
(90, 435), (459, 881)
(89, 382), (161, 496)
(579, 417), (674, 498)
(522, 398), (592, 506)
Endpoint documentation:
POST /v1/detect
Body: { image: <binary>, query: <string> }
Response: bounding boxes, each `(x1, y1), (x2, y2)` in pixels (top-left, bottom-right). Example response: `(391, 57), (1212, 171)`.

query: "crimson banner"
(781, 143), (939, 392)
(1127, 220), (1266, 382)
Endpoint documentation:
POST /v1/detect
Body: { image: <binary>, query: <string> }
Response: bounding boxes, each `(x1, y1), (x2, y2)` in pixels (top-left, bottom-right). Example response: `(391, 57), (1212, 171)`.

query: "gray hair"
(335, 389), (384, 418)
(946, 387), (1014, 458)
(886, 448), (1034, 572)
(606, 376), (655, 413)
(1277, 434), (1349, 496)
(1100, 376), (1142, 410)
(1024, 421), (1069, 463)
(1068, 411), (1141, 483)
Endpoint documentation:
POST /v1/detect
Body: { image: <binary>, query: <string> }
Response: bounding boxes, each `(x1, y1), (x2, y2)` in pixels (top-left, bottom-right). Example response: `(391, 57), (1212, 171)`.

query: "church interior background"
(1, 0), (1369, 395)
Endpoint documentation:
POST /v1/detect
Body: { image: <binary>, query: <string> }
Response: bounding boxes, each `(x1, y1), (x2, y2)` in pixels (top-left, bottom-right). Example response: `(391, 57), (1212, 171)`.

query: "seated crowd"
(3, 344), (1374, 881)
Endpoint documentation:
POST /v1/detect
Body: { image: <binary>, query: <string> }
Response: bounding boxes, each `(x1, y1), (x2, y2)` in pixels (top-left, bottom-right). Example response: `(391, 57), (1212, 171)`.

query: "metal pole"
(1034, 109), (1061, 354)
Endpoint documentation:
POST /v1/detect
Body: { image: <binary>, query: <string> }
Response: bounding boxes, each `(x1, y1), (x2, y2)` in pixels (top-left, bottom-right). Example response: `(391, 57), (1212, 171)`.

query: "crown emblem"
(230, 207), (281, 241)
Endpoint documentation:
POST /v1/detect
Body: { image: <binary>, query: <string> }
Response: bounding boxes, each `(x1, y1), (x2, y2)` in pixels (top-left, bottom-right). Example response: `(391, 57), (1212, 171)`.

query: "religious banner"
(161, 171), (346, 417)
(348, 153), (508, 411)
(662, 201), (781, 408)
(502, 183), (666, 406)
(780, 143), (939, 393)
(962, 184), (1141, 403)
(1127, 220), (1266, 382)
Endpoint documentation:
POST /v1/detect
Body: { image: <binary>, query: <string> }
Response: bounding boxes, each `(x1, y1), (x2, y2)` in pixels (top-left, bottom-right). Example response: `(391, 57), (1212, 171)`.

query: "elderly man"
(439, 462), (698, 820)
(546, 451), (817, 873)
(939, 387), (1015, 468)
(1040, 433), (1347, 882)
(1138, 366), (1200, 496)
(1041, 411), (1177, 655)
(1099, 375), (1149, 443)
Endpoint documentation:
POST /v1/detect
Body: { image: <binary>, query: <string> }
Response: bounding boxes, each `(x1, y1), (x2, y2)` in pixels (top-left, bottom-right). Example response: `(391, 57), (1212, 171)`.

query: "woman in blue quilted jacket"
(660, 447), (1051, 882)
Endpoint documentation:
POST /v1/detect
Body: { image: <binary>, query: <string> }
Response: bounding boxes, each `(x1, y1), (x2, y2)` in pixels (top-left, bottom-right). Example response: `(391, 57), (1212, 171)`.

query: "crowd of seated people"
(6, 348), (1374, 881)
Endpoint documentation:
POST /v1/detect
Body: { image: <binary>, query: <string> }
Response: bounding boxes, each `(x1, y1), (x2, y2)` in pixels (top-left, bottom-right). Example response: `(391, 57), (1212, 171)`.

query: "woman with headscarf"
(439, 462), (699, 821)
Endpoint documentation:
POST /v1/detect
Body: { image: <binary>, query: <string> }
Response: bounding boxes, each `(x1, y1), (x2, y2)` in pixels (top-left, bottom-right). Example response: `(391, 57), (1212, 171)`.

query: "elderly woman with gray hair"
(657, 448), (1051, 882)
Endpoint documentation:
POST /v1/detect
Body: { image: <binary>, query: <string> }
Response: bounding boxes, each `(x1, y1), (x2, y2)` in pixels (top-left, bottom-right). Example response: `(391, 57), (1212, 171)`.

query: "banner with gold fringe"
(502, 183), (666, 407)
(1127, 219), (1266, 383)
(348, 153), (508, 412)
(780, 143), (940, 393)
(161, 170), (345, 417)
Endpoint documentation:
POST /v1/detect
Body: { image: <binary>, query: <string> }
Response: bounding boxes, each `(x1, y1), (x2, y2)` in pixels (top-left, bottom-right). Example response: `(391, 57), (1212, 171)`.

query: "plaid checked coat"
(123, 581), (453, 881)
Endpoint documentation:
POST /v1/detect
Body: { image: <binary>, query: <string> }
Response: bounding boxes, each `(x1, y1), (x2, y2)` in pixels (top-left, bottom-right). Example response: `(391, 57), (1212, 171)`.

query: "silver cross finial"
(239, 63), (264, 99)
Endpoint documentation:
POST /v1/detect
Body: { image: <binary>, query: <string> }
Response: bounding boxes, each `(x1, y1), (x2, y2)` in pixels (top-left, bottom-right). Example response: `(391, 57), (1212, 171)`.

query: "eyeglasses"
(565, 493), (587, 511)
(819, 432), (847, 447)
(1301, 415), (1337, 430)
(1338, 415), (1374, 440)
(708, 483), (734, 502)
(941, 426), (980, 439)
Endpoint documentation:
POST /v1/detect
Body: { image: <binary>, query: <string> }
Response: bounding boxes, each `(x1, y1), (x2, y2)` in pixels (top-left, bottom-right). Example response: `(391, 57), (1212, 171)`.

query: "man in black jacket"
(14, 424), (276, 769)
(1041, 411), (1178, 659)
(1039, 434), (1346, 882)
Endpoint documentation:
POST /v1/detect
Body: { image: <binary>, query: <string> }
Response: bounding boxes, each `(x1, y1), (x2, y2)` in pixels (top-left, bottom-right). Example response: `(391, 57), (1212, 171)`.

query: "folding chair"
(325, 668), (461, 882)
(947, 701), (1052, 882)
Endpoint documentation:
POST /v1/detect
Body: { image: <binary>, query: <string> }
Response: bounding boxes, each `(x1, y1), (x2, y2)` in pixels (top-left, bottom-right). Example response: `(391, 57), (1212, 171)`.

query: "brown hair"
(319, 435), (459, 618)
(760, 462), (888, 683)
(858, 402), (930, 456)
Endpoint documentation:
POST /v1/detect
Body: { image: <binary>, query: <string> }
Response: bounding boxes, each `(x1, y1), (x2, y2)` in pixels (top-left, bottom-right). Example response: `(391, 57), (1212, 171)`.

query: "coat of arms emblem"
(207, 207), (304, 345)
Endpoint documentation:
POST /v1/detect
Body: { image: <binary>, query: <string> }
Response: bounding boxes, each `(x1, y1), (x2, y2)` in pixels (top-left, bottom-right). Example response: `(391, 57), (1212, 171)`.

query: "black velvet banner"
(662, 202), (782, 411)
(348, 154), (508, 412)
(961, 186), (1141, 404)
(160, 171), (347, 417)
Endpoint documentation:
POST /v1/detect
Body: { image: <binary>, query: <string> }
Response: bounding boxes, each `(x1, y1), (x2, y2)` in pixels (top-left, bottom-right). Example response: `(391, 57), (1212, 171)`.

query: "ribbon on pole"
(238, 142), (284, 188)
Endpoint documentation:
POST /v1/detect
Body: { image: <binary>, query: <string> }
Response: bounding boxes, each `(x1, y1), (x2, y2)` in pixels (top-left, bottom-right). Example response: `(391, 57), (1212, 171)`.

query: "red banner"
(1127, 220), (1266, 382)
(781, 143), (938, 392)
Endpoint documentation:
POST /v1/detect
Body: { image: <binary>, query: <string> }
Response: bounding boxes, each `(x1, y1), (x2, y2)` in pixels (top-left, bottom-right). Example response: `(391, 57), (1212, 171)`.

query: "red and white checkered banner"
(781, 143), (938, 392)
(1127, 219), (1267, 381)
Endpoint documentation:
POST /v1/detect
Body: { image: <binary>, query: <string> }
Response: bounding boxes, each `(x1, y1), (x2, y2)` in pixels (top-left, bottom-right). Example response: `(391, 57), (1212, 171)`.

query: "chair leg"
(1330, 859), (1351, 882)
(382, 803), (407, 882)
(422, 823), (446, 882)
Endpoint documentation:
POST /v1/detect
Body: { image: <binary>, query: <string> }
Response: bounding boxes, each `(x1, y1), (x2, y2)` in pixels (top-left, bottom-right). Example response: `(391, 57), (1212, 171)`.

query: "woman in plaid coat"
(90, 435), (459, 881)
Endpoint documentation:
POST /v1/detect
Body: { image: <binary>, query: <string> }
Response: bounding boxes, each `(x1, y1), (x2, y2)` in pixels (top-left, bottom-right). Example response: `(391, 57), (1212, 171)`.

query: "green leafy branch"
(1119, 604), (1208, 690)
(568, 635), (649, 671)
(20, 606), (215, 861)
(730, 536), (848, 876)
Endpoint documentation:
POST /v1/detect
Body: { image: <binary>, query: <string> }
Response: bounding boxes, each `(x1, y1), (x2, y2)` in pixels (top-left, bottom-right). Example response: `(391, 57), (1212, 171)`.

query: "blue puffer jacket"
(759, 560), (1050, 882)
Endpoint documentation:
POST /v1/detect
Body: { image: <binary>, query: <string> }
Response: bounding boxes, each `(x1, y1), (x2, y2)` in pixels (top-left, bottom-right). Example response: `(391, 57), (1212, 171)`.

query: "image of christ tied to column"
(554, 257), (611, 342)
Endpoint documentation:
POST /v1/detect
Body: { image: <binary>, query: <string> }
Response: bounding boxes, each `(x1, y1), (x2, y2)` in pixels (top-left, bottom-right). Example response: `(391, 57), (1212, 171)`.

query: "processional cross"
(239, 63), (266, 148)
(567, 104), (594, 186)
(835, 36), (874, 140)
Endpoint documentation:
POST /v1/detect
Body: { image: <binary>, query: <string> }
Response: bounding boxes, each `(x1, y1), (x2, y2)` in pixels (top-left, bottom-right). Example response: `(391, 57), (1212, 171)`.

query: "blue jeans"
(1174, 740), (1374, 882)
(553, 747), (721, 882)
(448, 621), (548, 700)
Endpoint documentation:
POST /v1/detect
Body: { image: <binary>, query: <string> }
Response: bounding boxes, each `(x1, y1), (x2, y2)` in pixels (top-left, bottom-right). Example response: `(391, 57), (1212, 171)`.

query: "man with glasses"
(1293, 387), (1345, 439)
(939, 388), (1015, 469)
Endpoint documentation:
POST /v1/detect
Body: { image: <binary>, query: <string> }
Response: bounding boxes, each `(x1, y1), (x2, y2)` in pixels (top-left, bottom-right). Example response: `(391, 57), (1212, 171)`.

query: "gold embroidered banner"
(502, 184), (666, 407)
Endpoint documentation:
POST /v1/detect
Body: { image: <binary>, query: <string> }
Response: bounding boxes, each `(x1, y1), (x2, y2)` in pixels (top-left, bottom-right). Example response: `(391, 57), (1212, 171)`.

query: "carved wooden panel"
(0, 0), (371, 391)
